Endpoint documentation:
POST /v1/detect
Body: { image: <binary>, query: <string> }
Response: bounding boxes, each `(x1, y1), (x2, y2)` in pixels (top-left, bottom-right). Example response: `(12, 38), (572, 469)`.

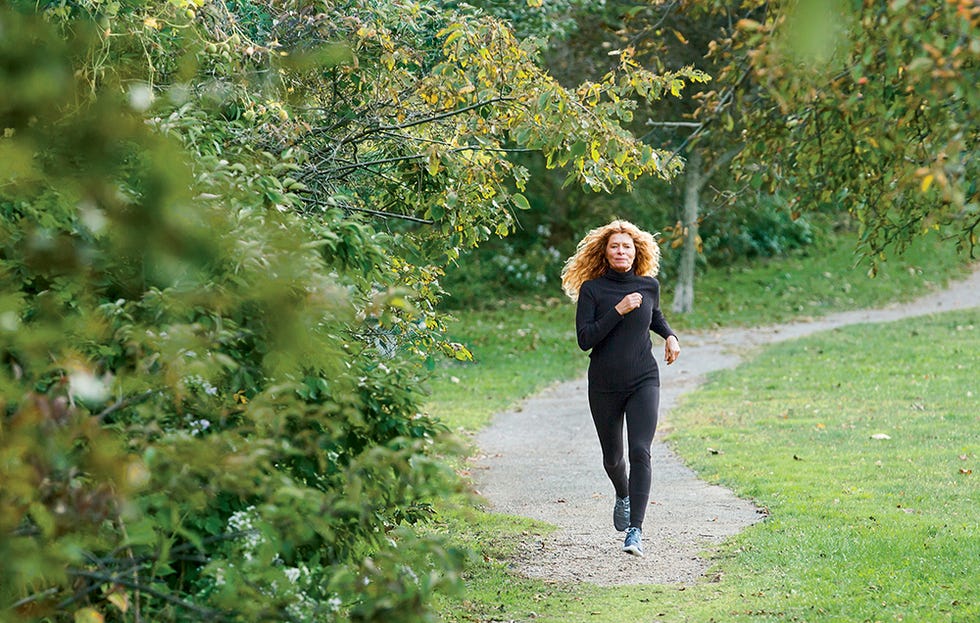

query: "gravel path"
(470, 265), (980, 586)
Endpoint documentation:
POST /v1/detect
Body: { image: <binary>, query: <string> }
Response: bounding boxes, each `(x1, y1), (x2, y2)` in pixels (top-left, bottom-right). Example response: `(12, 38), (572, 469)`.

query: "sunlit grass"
(427, 229), (977, 622)
(435, 310), (979, 622)
(425, 229), (969, 432)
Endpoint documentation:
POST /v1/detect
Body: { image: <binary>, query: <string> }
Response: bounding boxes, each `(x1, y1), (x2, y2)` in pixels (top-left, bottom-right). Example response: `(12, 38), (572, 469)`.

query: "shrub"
(0, 8), (465, 622)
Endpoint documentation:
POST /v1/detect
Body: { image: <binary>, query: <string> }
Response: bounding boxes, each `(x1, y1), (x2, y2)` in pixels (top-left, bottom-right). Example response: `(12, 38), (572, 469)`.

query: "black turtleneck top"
(575, 269), (676, 392)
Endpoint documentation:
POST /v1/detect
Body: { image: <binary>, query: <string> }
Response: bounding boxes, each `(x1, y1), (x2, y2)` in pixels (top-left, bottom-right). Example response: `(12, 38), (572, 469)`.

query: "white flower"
(69, 371), (110, 403)
(189, 419), (211, 435)
(128, 82), (155, 112)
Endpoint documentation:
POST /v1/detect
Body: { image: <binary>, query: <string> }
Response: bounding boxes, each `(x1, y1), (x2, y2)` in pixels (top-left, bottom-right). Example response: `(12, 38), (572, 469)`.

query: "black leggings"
(588, 382), (660, 530)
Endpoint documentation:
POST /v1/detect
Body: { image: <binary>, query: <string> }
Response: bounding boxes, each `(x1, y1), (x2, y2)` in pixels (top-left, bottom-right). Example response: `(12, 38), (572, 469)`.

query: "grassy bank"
(425, 230), (969, 432)
(435, 311), (979, 623)
(426, 230), (976, 622)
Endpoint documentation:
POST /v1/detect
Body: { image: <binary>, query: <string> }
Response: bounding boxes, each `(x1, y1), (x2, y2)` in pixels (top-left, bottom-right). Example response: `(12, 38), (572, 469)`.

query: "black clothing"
(588, 383), (660, 529)
(576, 269), (675, 392)
(575, 268), (676, 531)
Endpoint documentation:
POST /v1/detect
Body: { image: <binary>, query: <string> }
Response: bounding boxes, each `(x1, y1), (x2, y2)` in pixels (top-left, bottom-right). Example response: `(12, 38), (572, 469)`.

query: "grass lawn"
(426, 231), (977, 622)
(425, 229), (969, 432)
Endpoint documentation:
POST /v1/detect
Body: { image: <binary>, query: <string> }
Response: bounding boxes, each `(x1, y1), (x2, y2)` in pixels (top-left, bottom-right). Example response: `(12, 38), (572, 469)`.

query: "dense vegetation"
(0, 1), (700, 621)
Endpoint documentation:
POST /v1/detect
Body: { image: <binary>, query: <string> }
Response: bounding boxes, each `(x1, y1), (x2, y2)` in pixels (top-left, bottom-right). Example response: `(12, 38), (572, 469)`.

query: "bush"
(0, 8), (465, 622)
(441, 225), (566, 307)
(701, 195), (815, 264)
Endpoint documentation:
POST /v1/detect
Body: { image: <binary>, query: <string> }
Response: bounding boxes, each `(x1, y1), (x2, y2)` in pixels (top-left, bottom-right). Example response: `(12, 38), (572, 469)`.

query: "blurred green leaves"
(0, 5), (463, 621)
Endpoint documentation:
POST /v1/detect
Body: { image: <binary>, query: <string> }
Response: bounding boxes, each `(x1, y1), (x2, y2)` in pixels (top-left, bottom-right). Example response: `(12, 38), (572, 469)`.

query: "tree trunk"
(672, 150), (701, 314)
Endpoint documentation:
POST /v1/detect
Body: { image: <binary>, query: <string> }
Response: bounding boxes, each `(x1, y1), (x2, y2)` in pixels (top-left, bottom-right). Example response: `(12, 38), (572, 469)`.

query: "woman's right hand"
(615, 292), (642, 315)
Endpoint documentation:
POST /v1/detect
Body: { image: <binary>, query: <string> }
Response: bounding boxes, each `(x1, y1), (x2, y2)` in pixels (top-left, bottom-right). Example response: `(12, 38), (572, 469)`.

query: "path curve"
(470, 265), (980, 586)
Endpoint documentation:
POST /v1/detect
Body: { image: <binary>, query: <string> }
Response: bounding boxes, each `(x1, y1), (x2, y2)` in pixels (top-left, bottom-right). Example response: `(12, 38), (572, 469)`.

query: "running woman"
(561, 219), (681, 557)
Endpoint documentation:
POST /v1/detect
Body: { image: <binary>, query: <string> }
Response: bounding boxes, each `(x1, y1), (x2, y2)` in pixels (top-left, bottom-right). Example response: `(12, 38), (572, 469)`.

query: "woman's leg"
(623, 383), (660, 530)
(587, 388), (629, 499)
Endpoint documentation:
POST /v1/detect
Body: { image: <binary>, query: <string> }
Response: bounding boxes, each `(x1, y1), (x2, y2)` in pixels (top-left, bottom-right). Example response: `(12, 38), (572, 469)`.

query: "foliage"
(438, 0), (596, 47)
(1, 0), (715, 620)
(698, 193), (814, 263)
(0, 7), (467, 622)
(272, 1), (707, 261)
(694, 0), (980, 261)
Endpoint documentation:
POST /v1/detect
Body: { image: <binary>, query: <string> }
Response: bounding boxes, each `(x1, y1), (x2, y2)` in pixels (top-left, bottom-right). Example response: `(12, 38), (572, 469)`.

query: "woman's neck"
(604, 267), (635, 281)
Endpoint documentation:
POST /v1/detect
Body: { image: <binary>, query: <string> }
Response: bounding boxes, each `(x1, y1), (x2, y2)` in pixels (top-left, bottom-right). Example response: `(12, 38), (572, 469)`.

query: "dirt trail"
(470, 266), (980, 586)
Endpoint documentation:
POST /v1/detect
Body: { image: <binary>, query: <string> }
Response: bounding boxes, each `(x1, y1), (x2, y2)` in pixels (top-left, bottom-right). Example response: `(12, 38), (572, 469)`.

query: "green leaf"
(511, 193), (530, 210)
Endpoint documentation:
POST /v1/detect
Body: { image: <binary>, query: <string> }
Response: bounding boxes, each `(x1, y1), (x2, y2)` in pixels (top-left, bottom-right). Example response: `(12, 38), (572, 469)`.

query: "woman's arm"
(575, 285), (623, 351)
(647, 280), (680, 364)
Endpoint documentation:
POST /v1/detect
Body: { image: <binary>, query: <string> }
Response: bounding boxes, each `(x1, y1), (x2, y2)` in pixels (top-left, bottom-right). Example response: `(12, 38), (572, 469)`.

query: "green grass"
(425, 229), (970, 432)
(425, 230), (977, 622)
(661, 310), (979, 622)
(657, 225), (969, 331)
(435, 310), (979, 623)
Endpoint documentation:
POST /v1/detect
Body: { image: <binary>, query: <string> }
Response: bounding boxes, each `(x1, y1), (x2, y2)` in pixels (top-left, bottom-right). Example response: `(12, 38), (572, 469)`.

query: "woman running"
(561, 219), (681, 557)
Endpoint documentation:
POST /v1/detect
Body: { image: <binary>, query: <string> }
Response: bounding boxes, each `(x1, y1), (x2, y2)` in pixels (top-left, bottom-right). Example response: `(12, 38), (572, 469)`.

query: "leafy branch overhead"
(600, 0), (977, 269)
(226, 4), (711, 259)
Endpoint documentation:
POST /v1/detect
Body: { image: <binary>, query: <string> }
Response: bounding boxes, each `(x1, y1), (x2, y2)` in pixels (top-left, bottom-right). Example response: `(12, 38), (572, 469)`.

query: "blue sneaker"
(613, 496), (630, 532)
(622, 527), (643, 556)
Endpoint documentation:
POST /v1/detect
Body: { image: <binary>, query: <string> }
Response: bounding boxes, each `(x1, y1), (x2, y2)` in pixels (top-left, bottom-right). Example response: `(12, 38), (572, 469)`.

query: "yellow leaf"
(672, 29), (688, 44)
(427, 152), (441, 176)
(736, 19), (762, 31)
(107, 592), (129, 614)
(143, 17), (161, 30)
(920, 174), (934, 192)
(74, 608), (104, 623)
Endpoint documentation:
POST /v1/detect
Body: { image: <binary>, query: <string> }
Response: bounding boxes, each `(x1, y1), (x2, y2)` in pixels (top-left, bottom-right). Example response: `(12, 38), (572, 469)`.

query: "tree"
(692, 0), (979, 263)
(573, 0), (976, 314)
(742, 0), (978, 263)
(1, 1), (708, 620)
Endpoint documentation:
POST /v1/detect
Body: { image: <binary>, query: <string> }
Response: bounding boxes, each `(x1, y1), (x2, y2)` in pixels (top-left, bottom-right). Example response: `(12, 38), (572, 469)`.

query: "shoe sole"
(622, 545), (643, 557)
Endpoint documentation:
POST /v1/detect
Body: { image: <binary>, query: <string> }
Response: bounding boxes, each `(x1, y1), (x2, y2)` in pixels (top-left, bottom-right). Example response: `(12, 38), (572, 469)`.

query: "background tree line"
(445, 0), (977, 311)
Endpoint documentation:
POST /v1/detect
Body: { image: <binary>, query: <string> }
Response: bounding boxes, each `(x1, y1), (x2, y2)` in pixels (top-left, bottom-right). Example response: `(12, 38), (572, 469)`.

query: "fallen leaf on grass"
(959, 469), (972, 475)
(707, 447), (723, 455)
(870, 433), (891, 440)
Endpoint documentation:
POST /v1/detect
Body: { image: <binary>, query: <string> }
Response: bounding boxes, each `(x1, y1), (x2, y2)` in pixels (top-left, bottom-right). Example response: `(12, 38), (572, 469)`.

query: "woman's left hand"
(664, 335), (680, 365)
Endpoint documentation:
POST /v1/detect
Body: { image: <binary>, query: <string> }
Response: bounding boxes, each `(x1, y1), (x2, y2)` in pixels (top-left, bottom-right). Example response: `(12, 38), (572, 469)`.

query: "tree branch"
(300, 197), (434, 224)
(645, 121), (702, 128)
(95, 389), (156, 422)
(66, 569), (229, 620)
(9, 588), (59, 611)
(339, 95), (515, 146)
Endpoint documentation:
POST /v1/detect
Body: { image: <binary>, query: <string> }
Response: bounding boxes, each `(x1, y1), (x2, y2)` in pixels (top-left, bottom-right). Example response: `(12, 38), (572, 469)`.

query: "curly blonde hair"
(560, 219), (661, 300)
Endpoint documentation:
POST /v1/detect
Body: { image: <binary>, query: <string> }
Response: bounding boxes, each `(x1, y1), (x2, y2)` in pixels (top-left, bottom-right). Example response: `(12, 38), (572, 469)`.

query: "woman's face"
(605, 232), (636, 272)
